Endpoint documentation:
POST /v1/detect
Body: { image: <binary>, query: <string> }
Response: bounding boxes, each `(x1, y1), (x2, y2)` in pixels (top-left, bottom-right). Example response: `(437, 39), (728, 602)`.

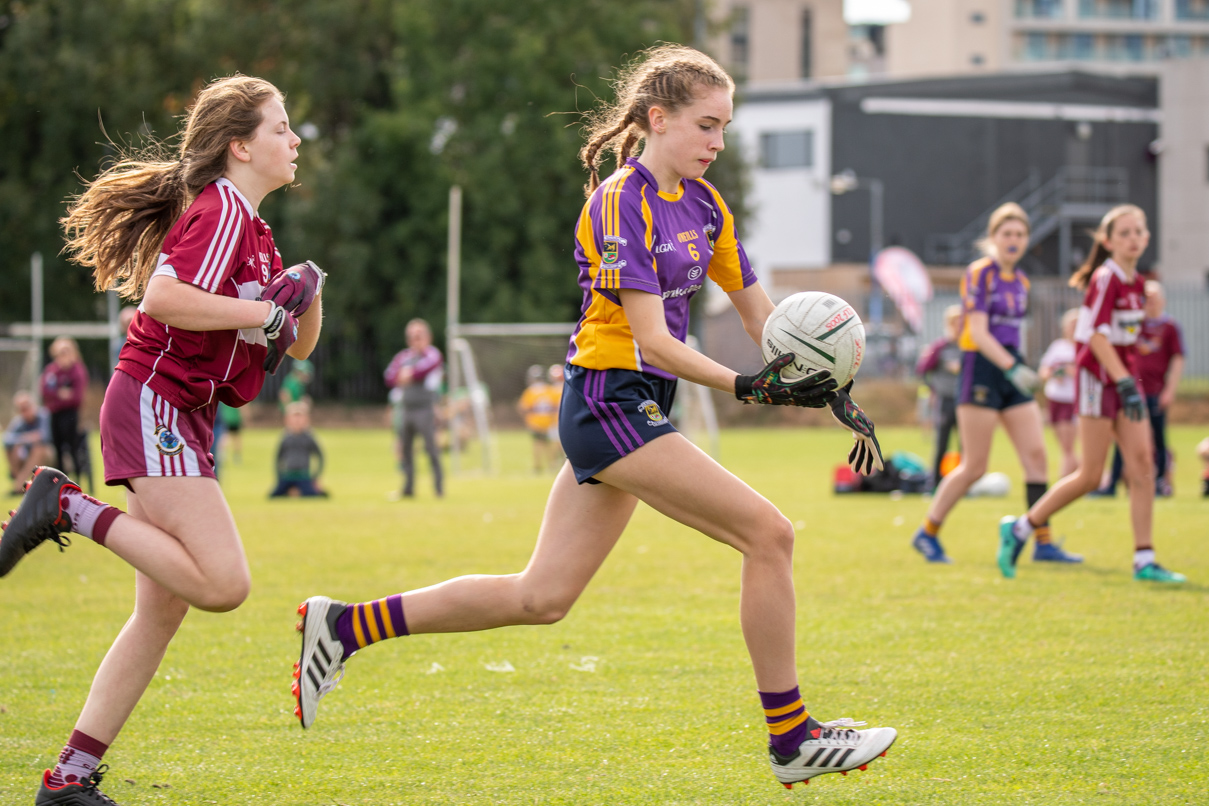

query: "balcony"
(1077, 0), (1158, 19)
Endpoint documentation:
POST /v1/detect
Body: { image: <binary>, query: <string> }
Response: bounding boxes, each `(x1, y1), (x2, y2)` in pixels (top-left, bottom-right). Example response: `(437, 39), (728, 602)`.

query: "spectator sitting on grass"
(4, 391), (53, 496)
(269, 401), (328, 498)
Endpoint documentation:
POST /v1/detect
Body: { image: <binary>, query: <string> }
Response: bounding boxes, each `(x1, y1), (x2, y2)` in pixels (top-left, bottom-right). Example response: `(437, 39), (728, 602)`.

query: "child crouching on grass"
(270, 401), (327, 498)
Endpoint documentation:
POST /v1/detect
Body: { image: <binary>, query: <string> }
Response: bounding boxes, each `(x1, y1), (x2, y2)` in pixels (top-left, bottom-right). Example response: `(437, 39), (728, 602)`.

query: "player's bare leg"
(101, 477), (251, 612)
(1053, 419), (1079, 478)
(402, 462), (638, 631)
(913, 404), (997, 563)
(597, 433), (895, 786)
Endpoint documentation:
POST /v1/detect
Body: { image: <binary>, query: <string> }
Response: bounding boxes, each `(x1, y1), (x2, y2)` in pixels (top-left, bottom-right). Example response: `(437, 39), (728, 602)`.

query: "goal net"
(451, 323), (719, 473)
(0, 340), (35, 407)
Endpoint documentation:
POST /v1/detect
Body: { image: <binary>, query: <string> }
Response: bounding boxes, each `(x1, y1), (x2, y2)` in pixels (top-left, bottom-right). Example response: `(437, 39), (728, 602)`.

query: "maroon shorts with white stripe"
(1077, 369), (1145, 421)
(100, 370), (218, 488)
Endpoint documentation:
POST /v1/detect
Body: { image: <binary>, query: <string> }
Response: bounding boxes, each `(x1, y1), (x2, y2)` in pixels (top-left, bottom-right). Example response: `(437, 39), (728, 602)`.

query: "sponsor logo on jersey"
(153, 425), (185, 457)
(676, 230), (700, 243)
(662, 283), (703, 300)
(687, 267), (703, 280)
(655, 242), (676, 254)
(638, 399), (670, 427)
(603, 241), (619, 264)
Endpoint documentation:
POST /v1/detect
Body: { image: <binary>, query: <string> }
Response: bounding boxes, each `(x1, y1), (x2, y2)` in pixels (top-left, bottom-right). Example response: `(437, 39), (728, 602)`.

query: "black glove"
(262, 303), (298, 374)
(1115, 376), (1146, 422)
(829, 382), (884, 474)
(735, 354), (837, 407)
(261, 260), (326, 316)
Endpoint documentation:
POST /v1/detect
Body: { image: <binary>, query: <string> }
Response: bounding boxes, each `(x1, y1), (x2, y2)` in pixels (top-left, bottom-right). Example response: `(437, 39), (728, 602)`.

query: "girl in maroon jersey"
(0, 75), (325, 805)
(999, 205), (1184, 583)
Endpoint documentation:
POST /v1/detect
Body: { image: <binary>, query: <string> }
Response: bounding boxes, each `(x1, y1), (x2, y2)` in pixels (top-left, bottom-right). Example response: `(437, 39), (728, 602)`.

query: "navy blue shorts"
(559, 365), (678, 484)
(958, 349), (1033, 410)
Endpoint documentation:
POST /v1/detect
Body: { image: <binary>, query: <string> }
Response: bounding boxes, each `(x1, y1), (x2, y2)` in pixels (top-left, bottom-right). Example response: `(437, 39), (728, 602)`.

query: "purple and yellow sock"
(922, 517), (942, 537)
(760, 687), (815, 757)
(334, 594), (409, 659)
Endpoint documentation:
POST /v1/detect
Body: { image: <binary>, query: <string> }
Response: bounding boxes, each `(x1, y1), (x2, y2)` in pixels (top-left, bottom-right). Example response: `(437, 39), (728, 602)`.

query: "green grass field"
(2, 424), (1206, 805)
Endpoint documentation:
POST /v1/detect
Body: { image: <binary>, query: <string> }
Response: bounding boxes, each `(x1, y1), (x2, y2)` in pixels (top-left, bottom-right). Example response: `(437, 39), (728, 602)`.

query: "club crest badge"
(154, 425), (184, 457)
(638, 400), (669, 427)
(603, 241), (619, 264)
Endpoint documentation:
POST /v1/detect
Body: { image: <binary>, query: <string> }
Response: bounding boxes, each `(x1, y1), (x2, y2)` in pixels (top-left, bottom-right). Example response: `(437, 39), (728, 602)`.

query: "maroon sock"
(46, 730), (108, 788)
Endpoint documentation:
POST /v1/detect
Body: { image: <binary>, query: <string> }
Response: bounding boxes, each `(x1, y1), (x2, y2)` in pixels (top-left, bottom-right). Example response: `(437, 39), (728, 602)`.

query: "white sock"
(1134, 549), (1155, 570)
(1011, 515), (1034, 542)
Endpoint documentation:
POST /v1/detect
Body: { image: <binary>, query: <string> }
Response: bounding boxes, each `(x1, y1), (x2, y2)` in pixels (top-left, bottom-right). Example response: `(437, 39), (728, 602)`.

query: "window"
(1176, 0), (1209, 20)
(1078, 0), (1158, 19)
(971, 11), (986, 23)
(1026, 32), (1050, 59)
(1016, 0), (1064, 18)
(801, 8), (813, 79)
(1071, 33), (1096, 58)
(731, 5), (750, 78)
(760, 130), (814, 169)
(971, 53), (986, 65)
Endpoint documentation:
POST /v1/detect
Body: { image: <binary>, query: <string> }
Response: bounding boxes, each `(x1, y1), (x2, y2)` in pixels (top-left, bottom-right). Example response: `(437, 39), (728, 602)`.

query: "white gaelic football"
(761, 291), (865, 387)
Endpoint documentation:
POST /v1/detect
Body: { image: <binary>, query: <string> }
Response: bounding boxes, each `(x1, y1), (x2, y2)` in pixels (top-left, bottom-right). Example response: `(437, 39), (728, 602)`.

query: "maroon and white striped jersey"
(117, 178), (284, 411)
(1074, 259), (1145, 385)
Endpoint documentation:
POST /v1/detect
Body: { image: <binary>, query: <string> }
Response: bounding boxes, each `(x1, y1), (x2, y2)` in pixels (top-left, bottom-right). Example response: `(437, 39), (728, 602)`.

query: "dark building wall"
(823, 72), (1159, 275)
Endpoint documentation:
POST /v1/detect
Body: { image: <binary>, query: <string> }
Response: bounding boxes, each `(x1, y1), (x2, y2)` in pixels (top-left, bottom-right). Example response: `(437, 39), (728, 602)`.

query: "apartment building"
(886, 0), (1209, 76)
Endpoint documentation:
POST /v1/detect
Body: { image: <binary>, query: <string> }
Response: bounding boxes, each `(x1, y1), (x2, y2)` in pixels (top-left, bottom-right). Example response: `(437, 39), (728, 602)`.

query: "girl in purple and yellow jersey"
(911, 203), (1079, 568)
(294, 44), (897, 790)
(0, 76), (324, 805)
(1002, 205), (1185, 584)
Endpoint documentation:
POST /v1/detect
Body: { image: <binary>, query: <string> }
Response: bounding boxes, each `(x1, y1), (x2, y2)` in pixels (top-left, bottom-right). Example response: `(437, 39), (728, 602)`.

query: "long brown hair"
(579, 44), (733, 196)
(1069, 204), (1147, 291)
(62, 75), (283, 299)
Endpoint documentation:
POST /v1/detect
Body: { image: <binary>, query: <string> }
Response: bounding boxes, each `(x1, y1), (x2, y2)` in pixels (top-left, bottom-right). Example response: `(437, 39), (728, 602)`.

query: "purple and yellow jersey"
(958, 257), (1029, 352)
(566, 158), (757, 380)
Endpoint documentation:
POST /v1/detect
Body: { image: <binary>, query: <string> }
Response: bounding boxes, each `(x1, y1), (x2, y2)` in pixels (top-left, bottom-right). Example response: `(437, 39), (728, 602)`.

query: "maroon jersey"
(1134, 314), (1184, 394)
(1073, 259), (1145, 385)
(117, 179), (284, 410)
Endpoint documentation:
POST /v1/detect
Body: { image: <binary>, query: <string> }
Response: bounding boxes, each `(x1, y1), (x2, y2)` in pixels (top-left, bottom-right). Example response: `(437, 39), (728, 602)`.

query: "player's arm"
(727, 282), (776, 348)
(619, 288), (738, 393)
(965, 311), (1016, 371)
(143, 274), (274, 331)
(1159, 353), (1184, 412)
(287, 295), (322, 359)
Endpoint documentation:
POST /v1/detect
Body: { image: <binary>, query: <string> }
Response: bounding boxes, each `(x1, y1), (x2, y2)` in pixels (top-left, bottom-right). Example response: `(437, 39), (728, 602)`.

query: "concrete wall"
(885, 0), (1010, 77)
(711, 0), (849, 81)
(1157, 59), (1209, 286)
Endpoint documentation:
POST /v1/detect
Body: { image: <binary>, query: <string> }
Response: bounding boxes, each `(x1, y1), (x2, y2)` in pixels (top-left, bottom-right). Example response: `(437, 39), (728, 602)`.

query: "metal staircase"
(925, 166), (1129, 269)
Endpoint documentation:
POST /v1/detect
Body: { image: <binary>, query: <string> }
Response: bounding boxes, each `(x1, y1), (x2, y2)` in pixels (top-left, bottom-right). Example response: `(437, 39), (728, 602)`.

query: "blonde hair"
(974, 202), (1030, 259)
(1069, 204), (1147, 291)
(1061, 307), (1079, 334)
(579, 44), (734, 195)
(62, 75), (284, 300)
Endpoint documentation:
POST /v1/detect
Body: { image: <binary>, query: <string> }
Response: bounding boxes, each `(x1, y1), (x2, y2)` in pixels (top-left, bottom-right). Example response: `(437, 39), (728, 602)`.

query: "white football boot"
(293, 595), (349, 729)
(769, 717), (897, 788)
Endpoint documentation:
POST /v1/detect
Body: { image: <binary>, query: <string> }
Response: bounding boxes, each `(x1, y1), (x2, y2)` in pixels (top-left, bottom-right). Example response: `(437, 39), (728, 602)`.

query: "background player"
(1039, 308), (1081, 479)
(384, 318), (444, 498)
(293, 44), (895, 790)
(999, 205), (1184, 583)
(1095, 279), (1184, 497)
(915, 304), (963, 491)
(39, 337), (91, 490)
(910, 204), (1078, 567)
(518, 364), (561, 473)
(0, 75), (324, 805)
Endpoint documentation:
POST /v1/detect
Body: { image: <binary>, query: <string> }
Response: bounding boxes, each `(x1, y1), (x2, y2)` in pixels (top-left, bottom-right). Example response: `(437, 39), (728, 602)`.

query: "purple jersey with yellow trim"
(957, 257), (1029, 352)
(566, 158), (756, 380)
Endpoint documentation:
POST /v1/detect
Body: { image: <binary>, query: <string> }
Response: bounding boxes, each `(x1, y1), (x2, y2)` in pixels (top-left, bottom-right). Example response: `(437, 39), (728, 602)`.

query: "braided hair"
(579, 44), (733, 195)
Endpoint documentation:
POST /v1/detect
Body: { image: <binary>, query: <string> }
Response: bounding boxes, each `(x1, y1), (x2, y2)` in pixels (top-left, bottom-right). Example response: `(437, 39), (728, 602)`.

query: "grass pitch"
(1, 424), (1206, 805)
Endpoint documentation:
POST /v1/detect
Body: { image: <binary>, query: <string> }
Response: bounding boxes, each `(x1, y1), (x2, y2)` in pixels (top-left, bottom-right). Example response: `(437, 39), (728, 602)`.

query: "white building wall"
(730, 96), (833, 286)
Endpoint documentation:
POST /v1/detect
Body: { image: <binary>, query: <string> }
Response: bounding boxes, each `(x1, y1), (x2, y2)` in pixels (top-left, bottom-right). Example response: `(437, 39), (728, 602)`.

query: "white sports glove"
(1004, 361), (1040, 395)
